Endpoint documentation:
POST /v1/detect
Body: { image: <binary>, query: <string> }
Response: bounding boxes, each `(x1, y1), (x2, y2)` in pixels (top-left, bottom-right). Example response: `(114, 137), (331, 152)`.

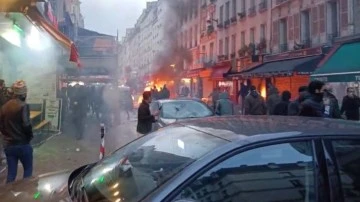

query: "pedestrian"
(209, 87), (220, 111)
(137, 91), (159, 136)
(266, 86), (281, 115)
(323, 86), (341, 119)
(0, 80), (33, 183)
(162, 84), (170, 99)
(340, 87), (360, 121)
(72, 84), (87, 139)
(299, 80), (326, 117)
(238, 82), (248, 114)
(215, 92), (234, 116)
(288, 86), (310, 116)
(273, 91), (291, 115)
(244, 85), (267, 115)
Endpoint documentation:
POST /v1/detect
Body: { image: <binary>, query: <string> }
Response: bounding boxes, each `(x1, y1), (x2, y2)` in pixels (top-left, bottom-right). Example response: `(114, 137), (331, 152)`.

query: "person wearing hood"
(273, 91), (291, 115)
(299, 80), (326, 117)
(288, 86), (310, 116)
(215, 92), (234, 116)
(244, 85), (267, 115)
(266, 86), (281, 115)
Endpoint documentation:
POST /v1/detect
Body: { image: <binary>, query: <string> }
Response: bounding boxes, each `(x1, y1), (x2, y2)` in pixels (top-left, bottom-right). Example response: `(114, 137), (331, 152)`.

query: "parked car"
(1, 116), (360, 202)
(150, 99), (214, 130)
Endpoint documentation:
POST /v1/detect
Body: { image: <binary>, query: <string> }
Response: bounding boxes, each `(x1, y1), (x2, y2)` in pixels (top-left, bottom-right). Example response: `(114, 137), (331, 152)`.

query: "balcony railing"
(238, 11), (246, 20)
(248, 6), (256, 16)
(301, 39), (312, 48)
(276, 0), (289, 5)
(279, 43), (288, 52)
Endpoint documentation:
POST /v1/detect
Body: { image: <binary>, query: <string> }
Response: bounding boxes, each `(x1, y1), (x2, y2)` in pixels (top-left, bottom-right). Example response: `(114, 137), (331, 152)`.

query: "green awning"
(311, 42), (360, 82)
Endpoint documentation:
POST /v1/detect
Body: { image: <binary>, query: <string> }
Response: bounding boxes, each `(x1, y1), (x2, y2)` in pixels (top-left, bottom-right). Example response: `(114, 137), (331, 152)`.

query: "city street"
(0, 112), (138, 184)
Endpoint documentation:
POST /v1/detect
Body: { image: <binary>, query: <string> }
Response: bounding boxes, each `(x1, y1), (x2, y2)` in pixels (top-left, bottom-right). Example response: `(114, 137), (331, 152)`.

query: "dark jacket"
(299, 95), (324, 117)
(341, 95), (360, 121)
(244, 91), (266, 115)
(267, 87), (281, 115)
(0, 98), (33, 147)
(288, 91), (311, 116)
(137, 101), (156, 134)
(273, 101), (290, 115)
(323, 91), (341, 119)
(215, 92), (234, 116)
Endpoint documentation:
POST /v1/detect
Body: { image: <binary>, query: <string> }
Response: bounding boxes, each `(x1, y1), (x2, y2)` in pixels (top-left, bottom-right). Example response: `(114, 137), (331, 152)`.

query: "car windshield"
(161, 101), (213, 119)
(82, 126), (227, 202)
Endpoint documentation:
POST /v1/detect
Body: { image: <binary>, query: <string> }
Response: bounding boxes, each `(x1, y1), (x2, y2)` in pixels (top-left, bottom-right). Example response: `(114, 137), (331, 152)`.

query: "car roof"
(155, 98), (204, 103)
(173, 116), (360, 141)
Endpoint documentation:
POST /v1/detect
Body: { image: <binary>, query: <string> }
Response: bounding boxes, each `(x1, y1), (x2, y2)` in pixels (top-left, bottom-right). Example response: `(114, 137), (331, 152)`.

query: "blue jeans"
(4, 144), (33, 183)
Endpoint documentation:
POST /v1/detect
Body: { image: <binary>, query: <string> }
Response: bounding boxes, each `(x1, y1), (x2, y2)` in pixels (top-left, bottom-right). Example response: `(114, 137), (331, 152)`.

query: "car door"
(161, 138), (329, 202)
(322, 136), (360, 202)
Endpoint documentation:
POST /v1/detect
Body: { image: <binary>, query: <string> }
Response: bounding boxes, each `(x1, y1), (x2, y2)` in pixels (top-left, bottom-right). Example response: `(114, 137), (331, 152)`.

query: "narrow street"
(0, 112), (138, 184)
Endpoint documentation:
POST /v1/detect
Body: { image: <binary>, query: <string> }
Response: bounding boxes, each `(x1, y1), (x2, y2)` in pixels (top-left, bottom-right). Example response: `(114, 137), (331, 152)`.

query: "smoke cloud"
(151, 0), (192, 80)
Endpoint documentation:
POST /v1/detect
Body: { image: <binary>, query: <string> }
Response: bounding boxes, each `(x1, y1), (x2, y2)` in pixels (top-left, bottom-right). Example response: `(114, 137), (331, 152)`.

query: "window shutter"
(319, 4), (326, 33)
(288, 15), (294, 40)
(294, 13), (300, 40)
(312, 7), (318, 36)
(340, 0), (348, 29)
(272, 20), (279, 45)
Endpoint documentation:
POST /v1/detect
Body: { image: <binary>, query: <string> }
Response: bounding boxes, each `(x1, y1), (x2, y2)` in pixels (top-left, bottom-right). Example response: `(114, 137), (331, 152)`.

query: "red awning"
(211, 66), (231, 79)
(25, 7), (81, 67)
(186, 68), (203, 78)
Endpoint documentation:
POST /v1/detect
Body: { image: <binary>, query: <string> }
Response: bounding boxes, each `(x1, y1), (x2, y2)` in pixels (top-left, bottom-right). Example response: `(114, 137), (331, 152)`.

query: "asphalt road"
(0, 111), (138, 184)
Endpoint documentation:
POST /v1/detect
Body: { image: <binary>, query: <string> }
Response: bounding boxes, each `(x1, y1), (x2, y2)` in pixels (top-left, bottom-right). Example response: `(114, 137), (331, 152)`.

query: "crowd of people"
(61, 84), (134, 139)
(210, 80), (360, 120)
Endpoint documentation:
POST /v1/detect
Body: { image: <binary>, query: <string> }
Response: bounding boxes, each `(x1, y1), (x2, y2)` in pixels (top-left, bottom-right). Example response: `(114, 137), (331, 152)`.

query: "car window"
(173, 141), (316, 202)
(161, 101), (213, 119)
(82, 126), (228, 202)
(331, 140), (360, 202)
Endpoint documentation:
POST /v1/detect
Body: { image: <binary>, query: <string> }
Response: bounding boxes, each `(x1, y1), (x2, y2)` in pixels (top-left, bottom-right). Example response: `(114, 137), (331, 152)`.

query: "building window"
(241, 31), (246, 47)
(220, 5), (224, 24)
(194, 25), (198, 46)
(260, 24), (266, 40)
(210, 42), (214, 60)
(250, 27), (255, 43)
(225, 1), (230, 21)
(225, 37), (229, 56)
(326, 2), (338, 40)
(279, 18), (288, 52)
(202, 45), (206, 62)
(232, 0), (237, 18)
(240, 0), (246, 13)
(189, 27), (193, 48)
(219, 39), (224, 55)
(231, 34), (236, 53)
(301, 10), (311, 45)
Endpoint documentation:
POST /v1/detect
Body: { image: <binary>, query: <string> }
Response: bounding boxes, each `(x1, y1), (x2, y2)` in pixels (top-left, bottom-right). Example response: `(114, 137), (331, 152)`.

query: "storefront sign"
(312, 73), (360, 82)
(264, 47), (322, 62)
(45, 99), (62, 131)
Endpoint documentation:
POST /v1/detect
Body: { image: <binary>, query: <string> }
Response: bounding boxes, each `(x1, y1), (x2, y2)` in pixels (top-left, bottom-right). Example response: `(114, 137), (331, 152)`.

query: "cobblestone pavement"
(0, 111), (138, 184)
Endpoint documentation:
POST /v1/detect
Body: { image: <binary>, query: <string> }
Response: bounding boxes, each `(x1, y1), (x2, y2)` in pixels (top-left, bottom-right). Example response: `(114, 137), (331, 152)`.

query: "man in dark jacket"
(273, 91), (291, 115)
(323, 87), (341, 119)
(340, 87), (360, 121)
(0, 80), (33, 183)
(288, 86), (309, 116)
(137, 91), (158, 135)
(267, 86), (281, 115)
(299, 80), (325, 117)
(244, 86), (266, 115)
(215, 92), (234, 116)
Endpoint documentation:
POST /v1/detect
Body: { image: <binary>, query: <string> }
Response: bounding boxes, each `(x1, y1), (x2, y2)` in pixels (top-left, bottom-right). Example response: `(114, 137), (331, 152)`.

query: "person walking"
(209, 87), (220, 111)
(0, 80), (33, 183)
(323, 86), (341, 119)
(340, 87), (360, 121)
(215, 92), (234, 116)
(266, 86), (281, 115)
(273, 91), (291, 115)
(244, 85), (267, 115)
(137, 91), (159, 136)
(299, 80), (326, 117)
(288, 86), (310, 116)
(238, 82), (248, 114)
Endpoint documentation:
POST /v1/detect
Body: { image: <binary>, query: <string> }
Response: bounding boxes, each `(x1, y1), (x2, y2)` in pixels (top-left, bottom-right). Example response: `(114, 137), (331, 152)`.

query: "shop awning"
(26, 7), (80, 66)
(211, 66), (231, 79)
(243, 55), (323, 77)
(311, 42), (360, 82)
(186, 68), (203, 78)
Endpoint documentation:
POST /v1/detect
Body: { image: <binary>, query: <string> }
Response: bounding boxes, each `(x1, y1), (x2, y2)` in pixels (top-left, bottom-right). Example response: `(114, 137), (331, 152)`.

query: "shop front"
(0, 1), (79, 140)
(210, 63), (235, 102)
(185, 68), (204, 98)
(231, 47), (325, 99)
(311, 40), (360, 103)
